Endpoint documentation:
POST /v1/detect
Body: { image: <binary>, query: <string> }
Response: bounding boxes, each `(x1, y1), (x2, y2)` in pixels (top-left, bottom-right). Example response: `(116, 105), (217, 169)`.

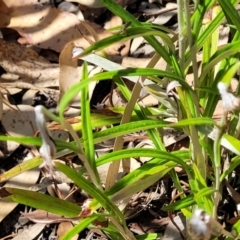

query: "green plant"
(2, 0), (240, 239)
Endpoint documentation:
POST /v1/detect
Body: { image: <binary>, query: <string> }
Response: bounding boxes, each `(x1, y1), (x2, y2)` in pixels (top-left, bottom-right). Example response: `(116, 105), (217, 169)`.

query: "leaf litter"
(0, 0), (235, 239)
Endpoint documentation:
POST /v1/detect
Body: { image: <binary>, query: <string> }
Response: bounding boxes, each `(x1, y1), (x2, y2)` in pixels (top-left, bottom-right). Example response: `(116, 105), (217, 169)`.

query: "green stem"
(110, 217), (136, 240)
(213, 114), (227, 219)
(61, 119), (102, 190)
(177, 0), (186, 72)
(184, 0), (199, 89)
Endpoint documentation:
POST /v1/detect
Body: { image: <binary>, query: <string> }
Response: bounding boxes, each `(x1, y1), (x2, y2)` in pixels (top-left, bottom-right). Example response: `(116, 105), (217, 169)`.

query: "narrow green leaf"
(191, 0), (215, 39)
(78, 27), (175, 57)
(162, 194), (195, 211)
(0, 157), (42, 183)
(81, 62), (99, 181)
(61, 215), (98, 240)
(58, 68), (184, 116)
(0, 136), (42, 146)
(92, 118), (215, 143)
(136, 234), (162, 240)
(194, 187), (216, 199)
(55, 162), (125, 224)
(218, 0), (240, 33)
(107, 155), (190, 201)
(186, 0), (239, 65)
(219, 62), (240, 86)
(221, 134), (240, 155)
(77, 149), (189, 178)
(6, 188), (81, 217)
(72, 113), (124, 131)
(232, 219), (240, 238)
(220, 156), (240, 182)
(96, 149), (189, 167)
(0, 136), (80, 153)
(97, 0), (173, 65)
(199, 40), (240, 83)
(163, 187), (216, 211)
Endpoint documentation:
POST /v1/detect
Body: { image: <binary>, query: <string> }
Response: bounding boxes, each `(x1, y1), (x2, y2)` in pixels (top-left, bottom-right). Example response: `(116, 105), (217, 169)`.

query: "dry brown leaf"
(162, 214), (186, 240)
(59, 42), (98, 107)
(121, 56), (167, 70)
(21, 210), (68, 224)
(11, 223), (46, 240)
(104, 89), (127, 107)
(1, 104), (37, 152)
(69, 0), (136, 8)
(0, 199), (18, 223)
(104, 15), (123, 29)
(57, 222), (78, 240)
(2, 104), (37, 137)
(0, 39), (59, 87)
(0, 0), (127, 55)
(59, 42), (79, 105)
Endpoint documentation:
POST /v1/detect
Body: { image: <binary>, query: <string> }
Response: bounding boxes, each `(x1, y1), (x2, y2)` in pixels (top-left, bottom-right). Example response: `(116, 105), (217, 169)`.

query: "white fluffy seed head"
(217, 82), (228, 95)
(188, 209), (212, 240)
(217, 82), (240, 112)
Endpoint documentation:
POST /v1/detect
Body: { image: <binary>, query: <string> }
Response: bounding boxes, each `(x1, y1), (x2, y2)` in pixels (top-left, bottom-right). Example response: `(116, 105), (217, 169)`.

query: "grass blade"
(6, 188), (81, 217)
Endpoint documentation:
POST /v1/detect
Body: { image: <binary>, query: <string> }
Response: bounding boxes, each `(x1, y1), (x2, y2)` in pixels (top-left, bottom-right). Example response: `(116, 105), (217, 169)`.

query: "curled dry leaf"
(57, 222), (78, 240)
(21, 210), (69, 224)
(0, 0), (127, 55)
(59, 42), (97, 107)
(0, 39), (59, 87)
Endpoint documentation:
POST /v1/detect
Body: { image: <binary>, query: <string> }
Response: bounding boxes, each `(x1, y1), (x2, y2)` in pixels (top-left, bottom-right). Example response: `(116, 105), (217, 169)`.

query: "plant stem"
(213, 114), (227, 219)
(110, 217), (136, 240)
(62, 119), (102, 190)
(177, 0), (186, 72)
(184, 0), (199, 89)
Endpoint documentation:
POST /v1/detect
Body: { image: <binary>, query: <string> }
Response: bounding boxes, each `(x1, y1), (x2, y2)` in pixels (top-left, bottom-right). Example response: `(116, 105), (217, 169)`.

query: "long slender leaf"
(6, 188), (81, 217)
(218, 0), (240, 33)
(97, 0), (173, 65)
(162, 187), (215, 211)
(55, 162), (125, 224)
(81, 62), (99, 182)
(92, 118), (215, 143)
(61, 215), (98, 240)
(58, 68), (185, 116)
(106, 156), (189, 201)
(220, 156), (240, 182)
(191, 0), (215, 39)
(199, 40), (240, 83)
(185, 0), (239, 64)
(78, 27), (175, 57)
(0, 157), (42, 183)
(0, 136), (80, 153)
